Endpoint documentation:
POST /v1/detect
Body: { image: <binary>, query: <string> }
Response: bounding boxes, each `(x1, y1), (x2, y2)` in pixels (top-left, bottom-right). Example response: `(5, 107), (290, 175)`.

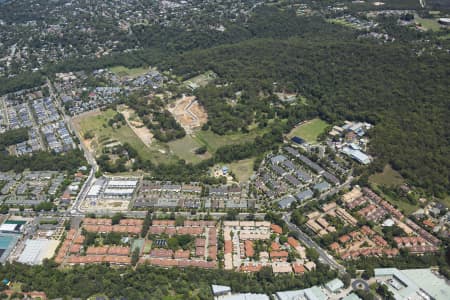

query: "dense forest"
(0, 128), (28, 151)
(0, 262), (337, 299)
(0, 149), (87, 173)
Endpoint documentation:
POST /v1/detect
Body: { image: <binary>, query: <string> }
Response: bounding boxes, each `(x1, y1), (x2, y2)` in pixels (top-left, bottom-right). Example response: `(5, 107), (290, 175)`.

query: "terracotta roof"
(271, 242), (281, 251)
(270, 251), (288, 258)
(174, 249), (190, 259)
(86, 246), (109, 255)
(73, 235), (85, 244)
(69, 244), (81, 254)
(292, 263), (305, 274)
(270, 224), (283, 234)
(224, 240), (232, 254)
(330, 242), (340, 251)
(107, 246), (130, 256)
(287, 237), (300, 248)
(150, 248), (173, 258)
(245, 240), (254, 257)
(339, 235), (351, 244)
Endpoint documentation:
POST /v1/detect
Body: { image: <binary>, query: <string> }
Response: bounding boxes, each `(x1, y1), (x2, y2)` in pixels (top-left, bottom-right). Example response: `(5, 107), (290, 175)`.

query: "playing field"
(109, 65), (149, 78)
(73, 109), (174, 164)
(167, 135), (211, 164)
(287, 118), (329, 143)
(227, 158), (255, 182)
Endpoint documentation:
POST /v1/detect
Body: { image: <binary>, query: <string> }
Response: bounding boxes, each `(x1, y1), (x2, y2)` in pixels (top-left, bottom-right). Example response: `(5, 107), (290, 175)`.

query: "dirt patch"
(168, 95), (208, 134)
(120, 107), (154, 147)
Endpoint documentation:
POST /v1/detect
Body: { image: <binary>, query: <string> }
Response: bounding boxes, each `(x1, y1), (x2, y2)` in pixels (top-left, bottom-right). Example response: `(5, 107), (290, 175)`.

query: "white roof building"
(17, 239), (59, 265)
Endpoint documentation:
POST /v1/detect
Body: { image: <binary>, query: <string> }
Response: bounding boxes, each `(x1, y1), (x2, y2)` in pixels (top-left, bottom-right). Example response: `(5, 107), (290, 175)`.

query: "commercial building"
(17, 239), (59, 265)
(0, 234), (20, 264)
(374, 268), (450, 300)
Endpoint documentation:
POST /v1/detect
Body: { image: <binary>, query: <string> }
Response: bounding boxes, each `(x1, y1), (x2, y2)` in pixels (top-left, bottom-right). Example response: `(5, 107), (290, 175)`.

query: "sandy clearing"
(120, 107), (154, 147)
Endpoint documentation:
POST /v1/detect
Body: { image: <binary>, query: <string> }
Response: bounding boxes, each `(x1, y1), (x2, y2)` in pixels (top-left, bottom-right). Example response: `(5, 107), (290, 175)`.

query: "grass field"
(327, 18), (359, 29)
(74, 109), (174, 164)
(167, 135), (211, 164)
(369, 164), (405, 187)
(109, 65), (149, 78)
(227, 158), (255, 182)
(193, 128), (268, 153)
(287, 118), (329, 143)
(183, 71), (217, 89)
(415, 15), (442, 31)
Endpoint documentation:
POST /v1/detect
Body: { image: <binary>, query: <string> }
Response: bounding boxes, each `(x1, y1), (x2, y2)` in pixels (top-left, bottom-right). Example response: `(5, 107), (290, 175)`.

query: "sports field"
(227, 158), (255, 182)
(167, 135), (211, 164)
(109, 65), (149, 78)
(287, 118), (329, 143)
(73, 109), (174, 164)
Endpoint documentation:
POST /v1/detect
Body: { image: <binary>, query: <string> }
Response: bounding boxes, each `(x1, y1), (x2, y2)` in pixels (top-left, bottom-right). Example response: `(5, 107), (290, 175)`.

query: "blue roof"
(291, 136), (305, 144)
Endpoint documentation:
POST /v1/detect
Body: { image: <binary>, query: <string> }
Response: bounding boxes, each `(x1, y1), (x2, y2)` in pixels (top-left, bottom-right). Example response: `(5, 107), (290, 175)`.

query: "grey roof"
(211, 284), (231, 296)
(297, 154), (323, 173)
(375, 268), (450, 300)
(278, 195), (296, 209)
(313, 181), (330, 193)
(271, 155), (287, 165)
(295, 189), (313, 201)
(325, 278), (344, 292)
(342, 293), (362, 300)
(322, 171), (339, 184)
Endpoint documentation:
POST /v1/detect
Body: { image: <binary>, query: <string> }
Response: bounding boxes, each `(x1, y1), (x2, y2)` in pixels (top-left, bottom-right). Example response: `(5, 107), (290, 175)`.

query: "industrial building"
(341, 146), (371, 165)
(17, 239), (59, 265)
(374, 268), (450, 300)
(86, 177), (139, 200)
(0, 234), (20, 264)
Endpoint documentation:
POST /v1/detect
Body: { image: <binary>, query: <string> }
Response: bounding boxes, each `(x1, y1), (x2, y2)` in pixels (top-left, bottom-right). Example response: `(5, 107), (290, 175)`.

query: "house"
(295, 189), (313, 202)
(278, 195), (296, 209)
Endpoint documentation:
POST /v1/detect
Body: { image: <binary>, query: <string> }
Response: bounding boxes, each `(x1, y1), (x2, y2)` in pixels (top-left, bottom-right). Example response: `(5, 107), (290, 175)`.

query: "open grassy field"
(109, 65), (149, 78)
(227, 158), (255, 182)
(183, 71), (217, 89)
(73, 109), (174, 164)
(327, 18), (359, 29)
(369, 164), (405, 187)
(167, 135), (211, 164)
(415, 14), (442, 31)
(287, 118), (329, 143)
(193, 128), (268, 153)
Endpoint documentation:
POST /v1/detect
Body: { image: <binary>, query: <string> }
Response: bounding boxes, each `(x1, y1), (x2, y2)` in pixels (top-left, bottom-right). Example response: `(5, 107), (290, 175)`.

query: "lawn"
(74, 109), (175, 164)
(183, 71), (217, 89)
(193, 129), (267, 153)
(167, 135), (211, 164)
(415, 15), (442, 31)
(227, 158), (255, 182)
(109, 65), (149, 78)
(369, 164), (405, 187)
(287, 118), (329, 143)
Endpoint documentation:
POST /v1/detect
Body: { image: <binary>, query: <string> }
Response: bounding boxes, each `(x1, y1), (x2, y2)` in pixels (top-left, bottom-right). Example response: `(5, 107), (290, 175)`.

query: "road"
(47, 77), (98, 215)
(282, 213), (346, 274)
